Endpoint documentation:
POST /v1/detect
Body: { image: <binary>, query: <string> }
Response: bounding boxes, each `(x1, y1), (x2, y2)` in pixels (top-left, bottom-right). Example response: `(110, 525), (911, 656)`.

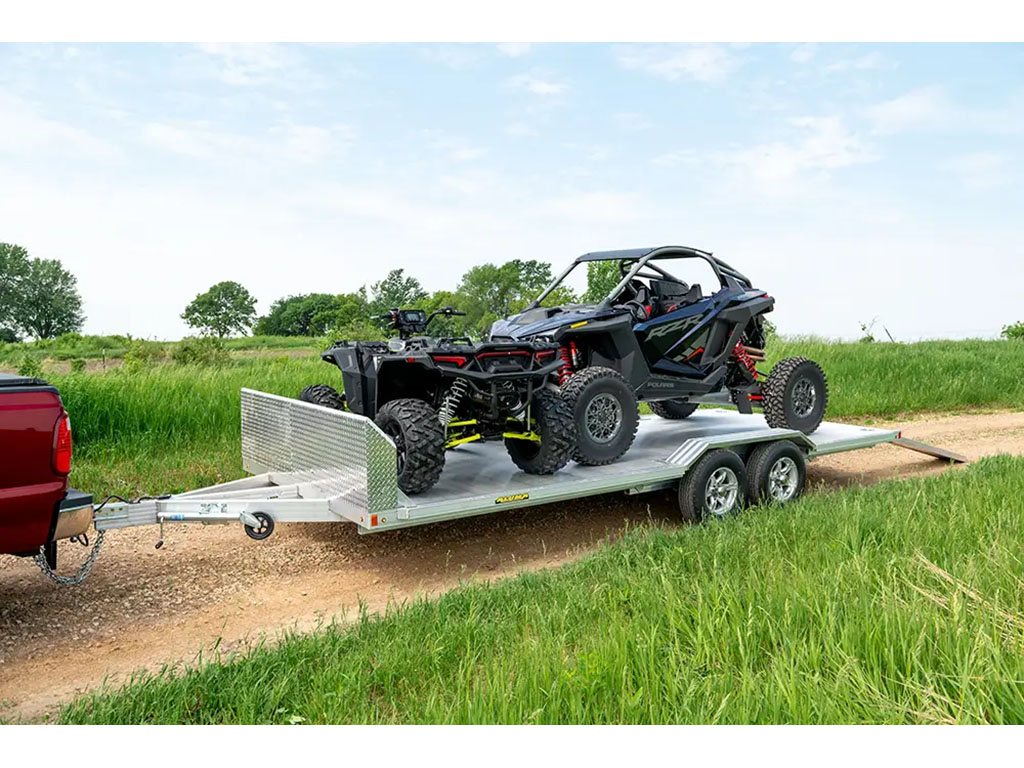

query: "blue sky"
(1, 43), (1021, 339)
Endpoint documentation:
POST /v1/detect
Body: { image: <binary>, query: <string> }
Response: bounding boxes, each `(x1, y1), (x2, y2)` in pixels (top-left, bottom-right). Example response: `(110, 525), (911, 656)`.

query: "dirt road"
(3, 410), (1023, 720)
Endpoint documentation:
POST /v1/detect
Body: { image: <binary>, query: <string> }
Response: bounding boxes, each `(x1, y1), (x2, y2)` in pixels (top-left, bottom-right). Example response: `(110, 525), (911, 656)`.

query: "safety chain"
(33, 530), (106, 586)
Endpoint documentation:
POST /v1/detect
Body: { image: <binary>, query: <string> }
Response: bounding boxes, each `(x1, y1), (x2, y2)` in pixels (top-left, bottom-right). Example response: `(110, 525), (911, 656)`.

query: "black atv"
(489, 246), (829, 467)
(300, 306), (574, 495)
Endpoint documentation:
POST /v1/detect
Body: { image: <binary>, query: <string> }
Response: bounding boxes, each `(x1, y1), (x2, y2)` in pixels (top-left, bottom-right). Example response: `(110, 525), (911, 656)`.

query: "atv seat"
(651, 279), (702, 316)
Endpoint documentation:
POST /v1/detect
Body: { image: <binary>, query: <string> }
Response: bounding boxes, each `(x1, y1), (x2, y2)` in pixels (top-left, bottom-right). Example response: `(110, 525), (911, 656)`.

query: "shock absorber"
(437, 378), (469, 426)
(557, 345), (574, 385)
(732, 342), (759, 379)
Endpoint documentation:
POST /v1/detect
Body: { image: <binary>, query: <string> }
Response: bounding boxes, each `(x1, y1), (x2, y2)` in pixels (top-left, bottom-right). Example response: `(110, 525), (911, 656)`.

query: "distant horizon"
(2, 43), (1021, 342)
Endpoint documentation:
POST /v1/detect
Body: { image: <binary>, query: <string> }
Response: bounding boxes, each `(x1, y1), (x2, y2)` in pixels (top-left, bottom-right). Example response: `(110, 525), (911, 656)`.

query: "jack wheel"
(244, 512), (275, 541)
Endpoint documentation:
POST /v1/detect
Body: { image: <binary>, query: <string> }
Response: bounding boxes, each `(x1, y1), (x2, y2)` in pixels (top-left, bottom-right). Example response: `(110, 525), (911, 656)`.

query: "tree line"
(182, 259), (622, 341)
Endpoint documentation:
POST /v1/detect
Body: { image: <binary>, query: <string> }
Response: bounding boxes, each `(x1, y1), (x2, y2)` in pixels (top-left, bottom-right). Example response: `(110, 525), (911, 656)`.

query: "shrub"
(171, 336), (230, 367)
(123, 340), (167, 373)
(70, 358), (87, 374)
(17, 354), (43, 378)
(1002, 322), (1024, 341)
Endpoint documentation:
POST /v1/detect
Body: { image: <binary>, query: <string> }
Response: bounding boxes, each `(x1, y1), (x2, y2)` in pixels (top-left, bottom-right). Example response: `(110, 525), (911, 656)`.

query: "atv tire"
(562, 366), (639, 466)
(505, 388), (574, 475)
(763, 356), (828, 434)
(375, 399), (445, 495)
(299, 384), (347, 411)
(648, 398), (699, 420)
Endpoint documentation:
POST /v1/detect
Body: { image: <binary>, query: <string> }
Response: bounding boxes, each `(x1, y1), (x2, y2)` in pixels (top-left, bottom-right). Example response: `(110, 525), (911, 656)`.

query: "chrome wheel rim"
(585, 393), (623, 443)
(792, 378), (817, 418)
(767, 456), (799, 502)
(704, 467), (739, 517)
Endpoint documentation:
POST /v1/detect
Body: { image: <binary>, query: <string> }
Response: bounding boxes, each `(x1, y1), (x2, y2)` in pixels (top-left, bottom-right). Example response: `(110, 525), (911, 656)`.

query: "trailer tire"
(763, 356), (828, 434)
(677, 449), (747, 523)
(375, 398), (445, 495)
(562, 366), (639, 466)
(505, 388), (574, 475)
(648, 398), (699, 420)
(746, 441), (806, 506)
(299, 383), (347, 411)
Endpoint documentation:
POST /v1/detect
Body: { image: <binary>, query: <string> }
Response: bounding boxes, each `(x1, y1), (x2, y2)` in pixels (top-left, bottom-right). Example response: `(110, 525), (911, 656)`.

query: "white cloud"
(421, 45), (482, 71)
(652, 149), (702, 167)
(194, 43), (311, 87)
(508, 72), (568, 96)
(496, 43), (533, 58)
(713, 116), (876, 194)
(616, 44), (740, 84)
(790, 44), (817, 64)
(863, 86), (953, 134)
(143, 120), (354, 164)
(541, 191), (643, 222)
(825, 51), (891, 73)
(942, 152), (1015, 190)
(0, 90), (117, 160)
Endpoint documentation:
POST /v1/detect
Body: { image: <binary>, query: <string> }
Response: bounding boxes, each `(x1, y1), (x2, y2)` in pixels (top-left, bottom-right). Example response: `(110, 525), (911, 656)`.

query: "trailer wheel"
(299, 384), (347, 411)
(244, 512), (275, 541)
(505, 389), (574, 475)
(375, 398), (445, 495)
(648, 399), (699, 420)
(746, 441), (806, 506)
(677, 449), (747, 523)
(763, 357), (828, 434)
(562, 366), (639, 466)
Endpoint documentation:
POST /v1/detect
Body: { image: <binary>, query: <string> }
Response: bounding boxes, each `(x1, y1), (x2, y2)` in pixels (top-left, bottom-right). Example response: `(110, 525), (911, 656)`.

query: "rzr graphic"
(299, 307), (573, 495)
(489, 245), (829, 466)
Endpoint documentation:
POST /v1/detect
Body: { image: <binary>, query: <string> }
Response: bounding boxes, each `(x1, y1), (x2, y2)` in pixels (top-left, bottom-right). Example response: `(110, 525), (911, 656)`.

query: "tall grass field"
(61, 456), (1024, 724)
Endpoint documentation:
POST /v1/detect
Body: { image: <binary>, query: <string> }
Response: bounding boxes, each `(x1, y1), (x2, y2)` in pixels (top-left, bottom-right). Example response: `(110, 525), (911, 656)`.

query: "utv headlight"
(387, 338), (406, 353)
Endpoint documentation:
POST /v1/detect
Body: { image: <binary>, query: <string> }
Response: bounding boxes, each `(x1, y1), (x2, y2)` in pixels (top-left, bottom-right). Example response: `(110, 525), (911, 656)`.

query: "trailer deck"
(92, 389), (966, 537)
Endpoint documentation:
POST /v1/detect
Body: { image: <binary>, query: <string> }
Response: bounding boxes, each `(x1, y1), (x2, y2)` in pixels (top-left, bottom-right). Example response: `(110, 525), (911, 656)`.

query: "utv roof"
(576, 246), (712, 262)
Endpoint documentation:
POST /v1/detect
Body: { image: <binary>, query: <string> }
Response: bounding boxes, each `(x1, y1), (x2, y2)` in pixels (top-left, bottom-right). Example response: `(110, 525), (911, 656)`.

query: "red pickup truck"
(0, 373), (92, 567)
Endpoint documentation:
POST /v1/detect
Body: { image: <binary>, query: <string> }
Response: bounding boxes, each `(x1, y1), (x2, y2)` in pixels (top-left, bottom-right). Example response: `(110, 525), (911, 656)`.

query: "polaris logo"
(645, 315), (702, 341)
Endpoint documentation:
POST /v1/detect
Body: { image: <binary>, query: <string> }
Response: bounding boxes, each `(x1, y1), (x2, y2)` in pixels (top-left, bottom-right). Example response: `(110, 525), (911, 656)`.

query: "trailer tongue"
(92, 389), (966, 539)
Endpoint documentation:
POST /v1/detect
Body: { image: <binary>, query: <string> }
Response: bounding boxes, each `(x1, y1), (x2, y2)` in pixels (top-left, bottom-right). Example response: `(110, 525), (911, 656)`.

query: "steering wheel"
(620, 299), (650, 322)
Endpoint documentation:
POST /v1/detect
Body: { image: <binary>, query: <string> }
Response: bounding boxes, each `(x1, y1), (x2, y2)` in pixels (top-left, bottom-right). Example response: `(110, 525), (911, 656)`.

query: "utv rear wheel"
(763, 357), (828, 434)
(299, 384), (347, 411)
(375, 399), (445, 495)
(648, 398), (699, 420)
(505, 389), (574, 474)
(562, 366), (639, 466)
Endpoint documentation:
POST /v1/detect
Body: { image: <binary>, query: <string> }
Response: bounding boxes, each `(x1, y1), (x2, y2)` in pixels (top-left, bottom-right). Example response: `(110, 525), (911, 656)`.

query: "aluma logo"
(645, 314), (702, 341)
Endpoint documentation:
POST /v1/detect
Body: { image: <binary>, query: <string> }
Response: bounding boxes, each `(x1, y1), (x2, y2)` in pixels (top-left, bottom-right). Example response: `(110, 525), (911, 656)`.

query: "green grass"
(60, 456), (1024, 724)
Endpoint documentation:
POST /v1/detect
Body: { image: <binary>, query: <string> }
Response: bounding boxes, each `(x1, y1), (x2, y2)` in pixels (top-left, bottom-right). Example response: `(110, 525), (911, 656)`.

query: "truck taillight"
(54, 414), (73, 475)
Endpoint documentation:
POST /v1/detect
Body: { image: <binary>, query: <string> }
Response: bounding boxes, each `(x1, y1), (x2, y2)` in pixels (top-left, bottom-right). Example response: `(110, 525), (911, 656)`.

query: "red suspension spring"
(732, 342), (759, 379)
(557, 344), (575, 385)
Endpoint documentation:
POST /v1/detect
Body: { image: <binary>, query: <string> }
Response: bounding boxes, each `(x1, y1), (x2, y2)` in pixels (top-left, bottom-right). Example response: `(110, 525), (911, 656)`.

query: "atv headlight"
(387, 338), (406, 353)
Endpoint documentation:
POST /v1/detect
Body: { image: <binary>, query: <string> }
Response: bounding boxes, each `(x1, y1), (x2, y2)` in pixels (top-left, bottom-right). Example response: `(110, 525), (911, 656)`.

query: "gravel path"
(2, 410), (1023, 721)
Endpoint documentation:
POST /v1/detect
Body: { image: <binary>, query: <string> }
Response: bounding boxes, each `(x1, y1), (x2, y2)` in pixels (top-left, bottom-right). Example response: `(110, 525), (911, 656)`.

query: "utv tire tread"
(299, 384), (347, 411)
(562, 366), (639, 466)
(648, 398), (700, 420)
(762, 356), (829, 434)
(375, 398), (445, 495)
(505, 388), (574, 475)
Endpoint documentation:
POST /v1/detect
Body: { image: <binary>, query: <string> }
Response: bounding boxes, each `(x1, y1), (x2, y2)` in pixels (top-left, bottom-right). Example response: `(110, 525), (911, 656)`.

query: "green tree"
(255, 292), (368, 337)
(456, 259), (562, 337)
(584, 260), (621, 303)
(182, 281), (257, 337)
(17, 258), (85, 339)
(0, 243), (29, 329)
(368, 269), (427, 319)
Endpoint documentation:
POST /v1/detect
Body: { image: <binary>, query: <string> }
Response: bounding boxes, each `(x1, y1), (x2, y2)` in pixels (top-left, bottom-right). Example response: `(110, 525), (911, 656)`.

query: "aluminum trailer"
(93, 389), (967, 538)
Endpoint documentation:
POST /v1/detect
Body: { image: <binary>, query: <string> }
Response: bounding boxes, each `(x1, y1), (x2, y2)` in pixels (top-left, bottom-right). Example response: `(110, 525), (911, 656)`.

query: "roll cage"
(528, 246), (755, 311)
